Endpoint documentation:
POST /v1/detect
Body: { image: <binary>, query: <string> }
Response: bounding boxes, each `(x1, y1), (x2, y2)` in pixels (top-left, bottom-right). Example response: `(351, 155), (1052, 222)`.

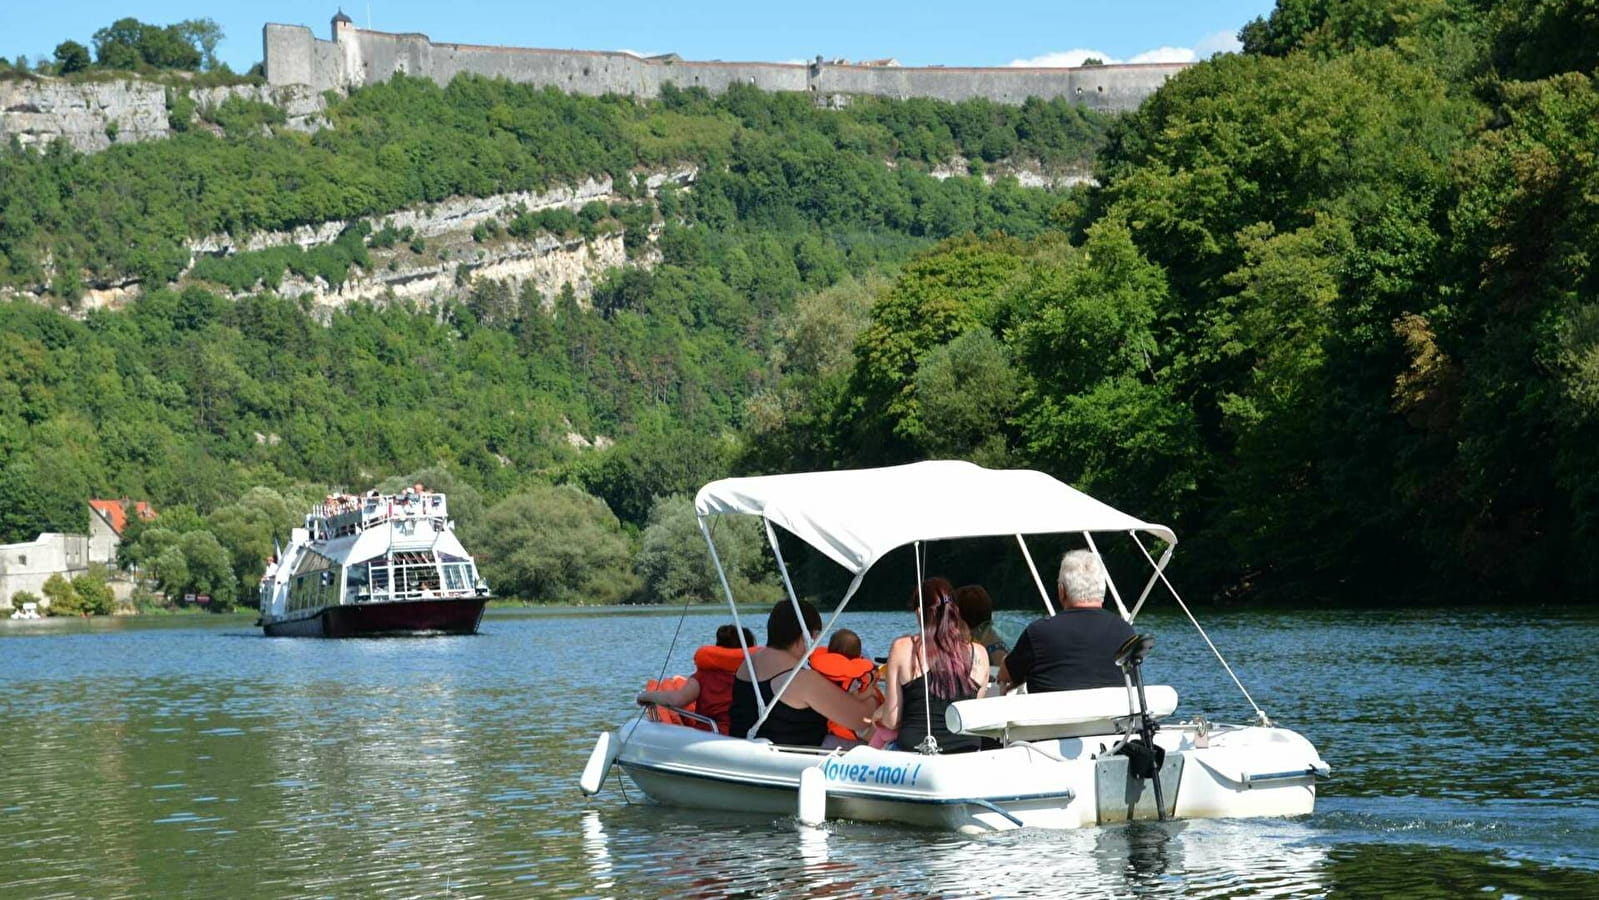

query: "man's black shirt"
(1005, 606), (1135, 692)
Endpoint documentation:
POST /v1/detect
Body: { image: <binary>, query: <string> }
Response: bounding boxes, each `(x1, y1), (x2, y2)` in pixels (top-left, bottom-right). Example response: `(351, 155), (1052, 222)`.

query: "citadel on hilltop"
(264, 11), (1187, 110)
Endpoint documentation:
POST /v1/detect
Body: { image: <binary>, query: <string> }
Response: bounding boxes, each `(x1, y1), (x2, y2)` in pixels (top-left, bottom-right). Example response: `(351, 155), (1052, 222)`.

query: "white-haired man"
(998, 549), (1135, 693)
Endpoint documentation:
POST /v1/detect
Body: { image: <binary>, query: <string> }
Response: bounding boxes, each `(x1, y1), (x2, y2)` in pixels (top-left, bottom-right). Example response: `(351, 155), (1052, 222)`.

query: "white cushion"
(946, 685), (1178, 741)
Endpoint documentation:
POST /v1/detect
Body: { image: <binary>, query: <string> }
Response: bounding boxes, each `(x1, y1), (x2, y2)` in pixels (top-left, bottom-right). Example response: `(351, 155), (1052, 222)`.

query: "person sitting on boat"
(729, 600), (878, 745)
(955, 583), (1008, 679)
(810, 628), (880, 749)
(877, 577), (990, 754)
(999, 550), (1135, 693)
(636, 624), (757, 735)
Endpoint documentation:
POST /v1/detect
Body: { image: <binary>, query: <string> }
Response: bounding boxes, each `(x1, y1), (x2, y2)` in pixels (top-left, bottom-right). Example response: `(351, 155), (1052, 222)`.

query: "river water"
(1, 605), (1596, 899)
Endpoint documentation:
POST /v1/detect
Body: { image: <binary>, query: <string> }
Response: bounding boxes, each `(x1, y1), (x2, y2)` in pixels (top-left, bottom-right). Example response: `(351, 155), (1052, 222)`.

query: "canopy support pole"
(699, 515), (761, 721)
(1015, 534), (1054, 615)
(1083, 532), (1129, 619)
(743, 517), (867, 739)
(912, 543), (938, 754)
(1128, 537), (1174, 621)
(1128, 532), (1272, 726)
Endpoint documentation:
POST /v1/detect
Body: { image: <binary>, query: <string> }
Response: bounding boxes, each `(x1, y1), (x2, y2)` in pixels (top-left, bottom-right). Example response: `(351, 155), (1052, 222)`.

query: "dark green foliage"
(203, 95), (286, 138)
(92, 17), (208, 71)
(167, 89), (196, 132)
(191, 224), (370, 292)
(743, 0), (1599, 606)
(53, 41), (90, 74)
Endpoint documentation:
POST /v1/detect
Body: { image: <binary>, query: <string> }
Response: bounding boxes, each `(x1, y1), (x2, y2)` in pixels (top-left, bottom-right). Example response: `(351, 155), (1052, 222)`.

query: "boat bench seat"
(946, 685), (1179, 741)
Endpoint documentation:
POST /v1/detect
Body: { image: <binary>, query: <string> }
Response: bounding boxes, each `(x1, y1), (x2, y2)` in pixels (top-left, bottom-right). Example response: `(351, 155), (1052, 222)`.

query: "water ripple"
(3, 608), (1599, 898)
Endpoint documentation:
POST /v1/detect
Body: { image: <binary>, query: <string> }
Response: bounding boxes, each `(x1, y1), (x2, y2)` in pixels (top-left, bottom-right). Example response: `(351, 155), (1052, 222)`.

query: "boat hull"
(610, 718), (1322, 833)
(261, 597), (487, 637)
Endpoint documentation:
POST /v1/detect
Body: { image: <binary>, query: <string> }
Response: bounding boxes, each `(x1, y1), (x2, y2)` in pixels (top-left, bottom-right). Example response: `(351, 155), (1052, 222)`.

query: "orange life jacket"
(809, 648), (881, 741)
(692, 644), (759, 735)
(693, 644), (753, 673)
(644, 675), (693, 726)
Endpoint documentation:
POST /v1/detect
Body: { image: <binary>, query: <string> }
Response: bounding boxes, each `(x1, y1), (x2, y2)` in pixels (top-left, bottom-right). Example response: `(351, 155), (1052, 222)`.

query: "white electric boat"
(580, 461), (1328, 832)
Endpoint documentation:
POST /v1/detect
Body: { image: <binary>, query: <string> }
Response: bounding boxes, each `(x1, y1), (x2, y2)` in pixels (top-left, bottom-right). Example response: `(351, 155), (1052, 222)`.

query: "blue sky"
(3, 1), (1277, 73)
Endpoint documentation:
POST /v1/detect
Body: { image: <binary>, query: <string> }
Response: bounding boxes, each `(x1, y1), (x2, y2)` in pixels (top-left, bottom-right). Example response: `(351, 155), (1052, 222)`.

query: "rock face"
(187, 170), (695, 255)
(190, 83), (328, 133)
(280, 230), (633, 320)
(179, 168), (694, 316)
(0, 78), (329, 152)
(0, 79), (168, 152)
(4, 162), (693, 315)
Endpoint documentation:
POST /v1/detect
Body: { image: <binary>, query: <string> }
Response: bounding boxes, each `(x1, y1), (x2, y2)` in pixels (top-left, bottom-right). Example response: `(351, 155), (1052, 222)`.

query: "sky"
(2, 2), (1278, 74)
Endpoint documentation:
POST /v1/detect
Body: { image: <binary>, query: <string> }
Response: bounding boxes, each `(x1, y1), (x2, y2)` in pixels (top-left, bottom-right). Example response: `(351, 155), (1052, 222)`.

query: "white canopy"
(694, 460), (1176, 575)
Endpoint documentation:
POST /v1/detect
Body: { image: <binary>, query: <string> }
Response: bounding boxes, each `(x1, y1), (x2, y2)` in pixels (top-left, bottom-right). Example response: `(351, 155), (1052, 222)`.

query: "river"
(2, 605), (1596, 898)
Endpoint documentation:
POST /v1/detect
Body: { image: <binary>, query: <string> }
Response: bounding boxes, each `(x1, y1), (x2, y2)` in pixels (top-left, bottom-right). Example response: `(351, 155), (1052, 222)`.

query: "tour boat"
(257, 487), (490, 637)
(580, 461), (1328, 833)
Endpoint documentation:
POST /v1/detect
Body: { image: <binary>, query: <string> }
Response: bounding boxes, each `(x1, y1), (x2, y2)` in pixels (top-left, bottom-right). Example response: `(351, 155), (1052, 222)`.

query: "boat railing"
(355, 585), (482, 604)
(312, 492), (451, 537)
(642, 704), (720, 733)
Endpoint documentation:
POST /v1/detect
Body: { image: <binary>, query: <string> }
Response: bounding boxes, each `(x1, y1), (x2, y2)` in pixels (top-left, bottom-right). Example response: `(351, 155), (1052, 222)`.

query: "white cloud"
(1010, 29), (1242, 69)
(1194, 29), (1242, 58)
(1128, 46), (1197, 64)
(1007, 49), (1109, 68)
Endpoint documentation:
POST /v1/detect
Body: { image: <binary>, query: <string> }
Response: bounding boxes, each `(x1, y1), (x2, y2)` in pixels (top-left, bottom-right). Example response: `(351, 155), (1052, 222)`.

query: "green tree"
(912, 328), (1019, 466)
(174, 18), (223, 71)
(148, 543), (189, 603)
(178, 530), (236, 609)
(475, 484), (640, 604)
(53, 41), (90, 74)
(634, 494), (779, 605)
(844, 236), (1028, 460)
(71, 570), (116, 615)
(41, 573), (81, 616)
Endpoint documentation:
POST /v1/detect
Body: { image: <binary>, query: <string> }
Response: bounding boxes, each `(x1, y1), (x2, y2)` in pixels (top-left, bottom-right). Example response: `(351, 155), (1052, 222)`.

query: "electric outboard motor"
(1113, 633), (1168, 820)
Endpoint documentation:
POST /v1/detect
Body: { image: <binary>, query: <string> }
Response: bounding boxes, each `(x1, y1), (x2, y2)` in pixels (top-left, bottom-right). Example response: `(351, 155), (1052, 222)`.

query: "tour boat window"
(443, 564), (468, 592)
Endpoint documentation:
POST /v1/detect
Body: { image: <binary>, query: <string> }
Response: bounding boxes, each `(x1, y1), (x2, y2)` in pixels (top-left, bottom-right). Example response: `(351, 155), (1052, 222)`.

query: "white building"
(0, 500), (154, 610)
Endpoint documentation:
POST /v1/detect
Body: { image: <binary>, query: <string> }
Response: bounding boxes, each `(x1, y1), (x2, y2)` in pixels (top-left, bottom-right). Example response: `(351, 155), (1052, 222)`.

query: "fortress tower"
(263, 13), (1186, 111)
(332, 8), (355, 41)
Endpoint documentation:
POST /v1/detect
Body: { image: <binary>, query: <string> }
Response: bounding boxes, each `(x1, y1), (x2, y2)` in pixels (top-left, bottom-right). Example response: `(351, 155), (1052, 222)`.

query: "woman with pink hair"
(876, 576), (990, 753)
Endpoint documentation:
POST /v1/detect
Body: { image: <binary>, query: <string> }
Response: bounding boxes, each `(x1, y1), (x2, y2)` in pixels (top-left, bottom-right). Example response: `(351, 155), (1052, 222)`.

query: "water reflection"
(582, 809), (615, 897)
(572, 803), (1332, 899)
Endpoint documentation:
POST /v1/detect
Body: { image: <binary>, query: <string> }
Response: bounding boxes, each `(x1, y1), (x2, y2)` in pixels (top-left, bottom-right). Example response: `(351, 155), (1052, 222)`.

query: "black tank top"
(729, 670), (829, 746)
(897, 650), (980, 754)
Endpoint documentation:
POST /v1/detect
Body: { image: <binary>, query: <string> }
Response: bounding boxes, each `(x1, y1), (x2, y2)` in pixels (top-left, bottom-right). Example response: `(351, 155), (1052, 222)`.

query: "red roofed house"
(88, 499), (157, 566)
(1, 500), (156, 609)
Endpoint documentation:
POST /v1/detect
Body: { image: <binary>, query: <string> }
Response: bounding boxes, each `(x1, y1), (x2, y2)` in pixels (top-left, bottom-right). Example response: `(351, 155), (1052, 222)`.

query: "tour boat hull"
(606, 711), (1324, 834)
(261, 597), (487, 637)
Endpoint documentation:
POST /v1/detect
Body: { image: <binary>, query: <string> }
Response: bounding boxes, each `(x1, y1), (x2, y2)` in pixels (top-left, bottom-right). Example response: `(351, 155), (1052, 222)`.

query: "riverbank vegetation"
(4, 1), (1598, 609)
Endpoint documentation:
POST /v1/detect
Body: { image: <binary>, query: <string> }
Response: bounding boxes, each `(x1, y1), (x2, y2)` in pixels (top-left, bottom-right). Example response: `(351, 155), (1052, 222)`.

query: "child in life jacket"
(636, 624), (756, 735)
(809, 629), (882, 749)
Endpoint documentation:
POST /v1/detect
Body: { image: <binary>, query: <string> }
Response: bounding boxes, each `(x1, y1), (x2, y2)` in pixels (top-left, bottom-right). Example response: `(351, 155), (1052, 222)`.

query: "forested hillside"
(6, 0), (1598, 611)
(754, 0), (1599, 605)
(0, 66), (1104, 610)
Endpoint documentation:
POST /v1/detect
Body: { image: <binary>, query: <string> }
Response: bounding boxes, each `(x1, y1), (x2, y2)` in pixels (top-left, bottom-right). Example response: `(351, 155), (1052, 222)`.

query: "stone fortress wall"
(264, 16), (1186, 112)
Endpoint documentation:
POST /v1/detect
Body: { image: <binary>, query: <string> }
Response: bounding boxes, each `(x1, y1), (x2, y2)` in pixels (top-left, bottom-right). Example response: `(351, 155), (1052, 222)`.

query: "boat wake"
(1315, 796), (1599, 872)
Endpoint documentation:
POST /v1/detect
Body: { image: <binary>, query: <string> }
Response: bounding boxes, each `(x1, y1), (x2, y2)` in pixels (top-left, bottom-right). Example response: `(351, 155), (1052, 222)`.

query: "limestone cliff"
(1, 78), (167, 152)
(62, 168), (695, 316)
(0, 77), (327, 152)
